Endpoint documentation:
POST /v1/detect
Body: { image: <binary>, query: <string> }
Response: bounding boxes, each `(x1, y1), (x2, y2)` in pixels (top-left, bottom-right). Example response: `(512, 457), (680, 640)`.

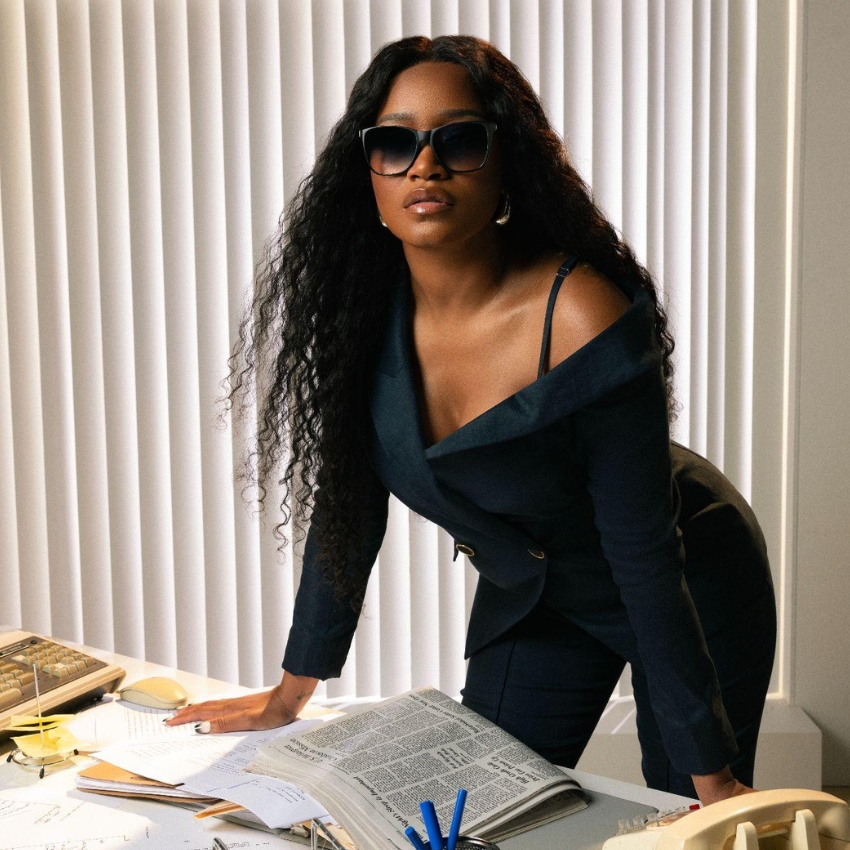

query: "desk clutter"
(0, 637), (588, 850)
(70, 686), (587, 848)
(2, 632), (849, 850)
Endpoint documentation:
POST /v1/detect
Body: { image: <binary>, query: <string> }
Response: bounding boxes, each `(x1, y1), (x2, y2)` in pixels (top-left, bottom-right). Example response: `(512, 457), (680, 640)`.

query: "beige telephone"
(602, 790), (850, 850)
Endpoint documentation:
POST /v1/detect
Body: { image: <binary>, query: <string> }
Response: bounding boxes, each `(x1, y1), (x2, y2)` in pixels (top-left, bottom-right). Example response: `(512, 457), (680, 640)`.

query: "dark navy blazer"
(283, 272), (772, 775)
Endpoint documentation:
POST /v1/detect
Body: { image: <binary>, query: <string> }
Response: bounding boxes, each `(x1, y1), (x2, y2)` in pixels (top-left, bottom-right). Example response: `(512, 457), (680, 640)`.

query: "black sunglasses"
(360, 121), (498, 176)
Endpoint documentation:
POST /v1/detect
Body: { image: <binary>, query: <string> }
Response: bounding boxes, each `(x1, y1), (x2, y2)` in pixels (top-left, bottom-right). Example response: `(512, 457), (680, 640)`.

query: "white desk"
(0, 636), (695, 849)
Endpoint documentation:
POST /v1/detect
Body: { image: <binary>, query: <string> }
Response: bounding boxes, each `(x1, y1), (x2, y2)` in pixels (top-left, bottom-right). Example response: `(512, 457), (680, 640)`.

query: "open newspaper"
(249, 687), (587, 850)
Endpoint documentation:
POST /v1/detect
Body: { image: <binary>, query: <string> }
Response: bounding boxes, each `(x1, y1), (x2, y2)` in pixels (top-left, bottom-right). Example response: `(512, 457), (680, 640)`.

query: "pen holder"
(421, 840), (500, 850)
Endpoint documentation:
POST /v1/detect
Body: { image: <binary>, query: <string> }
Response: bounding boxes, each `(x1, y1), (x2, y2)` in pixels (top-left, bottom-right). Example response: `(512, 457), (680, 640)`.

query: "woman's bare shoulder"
(546, 260), (632, 370)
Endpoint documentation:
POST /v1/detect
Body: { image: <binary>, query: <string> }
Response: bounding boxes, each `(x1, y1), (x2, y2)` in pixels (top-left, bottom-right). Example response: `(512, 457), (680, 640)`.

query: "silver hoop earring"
(494, 193), (511, 226)
(378, 211), (388, 228)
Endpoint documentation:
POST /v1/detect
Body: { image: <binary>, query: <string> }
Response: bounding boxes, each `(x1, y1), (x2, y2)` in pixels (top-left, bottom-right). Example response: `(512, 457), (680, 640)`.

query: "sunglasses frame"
(359, 120), (498, 176)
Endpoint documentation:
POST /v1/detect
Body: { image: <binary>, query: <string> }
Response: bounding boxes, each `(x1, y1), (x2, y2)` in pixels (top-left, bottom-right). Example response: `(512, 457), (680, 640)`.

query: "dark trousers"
(461, 589), (776, 798)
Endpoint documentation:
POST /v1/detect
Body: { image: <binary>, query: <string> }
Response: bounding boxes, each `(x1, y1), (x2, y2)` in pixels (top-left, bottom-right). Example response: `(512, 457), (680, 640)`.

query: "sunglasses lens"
(364, 126), (417, 175)
(433, 122), (490, 172)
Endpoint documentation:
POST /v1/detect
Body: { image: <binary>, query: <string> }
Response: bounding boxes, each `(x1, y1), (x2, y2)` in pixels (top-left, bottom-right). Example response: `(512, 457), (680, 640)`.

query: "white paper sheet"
(0, 786), (306, 850)
(95, 719), (328, 829)
(64, 697), (198, 750)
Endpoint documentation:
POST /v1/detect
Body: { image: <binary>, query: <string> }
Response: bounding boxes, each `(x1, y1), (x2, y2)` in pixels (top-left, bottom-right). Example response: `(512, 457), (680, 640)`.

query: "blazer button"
(455, 543), (475, 557)
(527, 548), (546, 560)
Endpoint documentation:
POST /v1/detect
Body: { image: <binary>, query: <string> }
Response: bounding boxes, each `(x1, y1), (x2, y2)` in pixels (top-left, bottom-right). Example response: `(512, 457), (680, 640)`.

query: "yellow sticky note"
(12, 726), (80, 759)
(9, 714), (75, 731)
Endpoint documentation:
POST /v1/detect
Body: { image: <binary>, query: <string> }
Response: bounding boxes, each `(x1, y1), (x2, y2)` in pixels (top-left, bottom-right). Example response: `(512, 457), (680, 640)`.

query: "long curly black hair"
(227, 35), (676, 606)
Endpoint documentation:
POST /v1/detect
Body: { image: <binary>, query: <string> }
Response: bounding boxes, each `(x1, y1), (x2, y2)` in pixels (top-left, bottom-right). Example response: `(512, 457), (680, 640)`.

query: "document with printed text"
(249, 687), (587, 850)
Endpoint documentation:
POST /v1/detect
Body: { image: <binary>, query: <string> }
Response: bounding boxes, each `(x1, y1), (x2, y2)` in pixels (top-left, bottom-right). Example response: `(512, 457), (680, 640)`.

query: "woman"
(170, 35), (775, 805)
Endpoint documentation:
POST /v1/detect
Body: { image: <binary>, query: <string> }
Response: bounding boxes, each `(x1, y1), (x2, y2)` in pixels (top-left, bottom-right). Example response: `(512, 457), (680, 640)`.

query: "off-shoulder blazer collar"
(371, 270), (661, 461)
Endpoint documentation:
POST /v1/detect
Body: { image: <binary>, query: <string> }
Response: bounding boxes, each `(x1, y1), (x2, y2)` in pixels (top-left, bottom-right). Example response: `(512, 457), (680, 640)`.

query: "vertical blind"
(0, 0), (794, 702)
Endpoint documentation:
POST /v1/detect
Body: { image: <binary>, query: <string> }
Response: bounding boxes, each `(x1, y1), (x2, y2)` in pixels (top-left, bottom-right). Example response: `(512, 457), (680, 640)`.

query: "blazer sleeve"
(572, 366), (738, 776)
(282, 468), (389, 680)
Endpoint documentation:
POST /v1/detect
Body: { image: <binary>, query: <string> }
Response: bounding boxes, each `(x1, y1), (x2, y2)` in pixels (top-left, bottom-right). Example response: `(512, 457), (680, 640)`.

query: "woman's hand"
(692, 766), (755, 806)
(166, 671), (319, 734)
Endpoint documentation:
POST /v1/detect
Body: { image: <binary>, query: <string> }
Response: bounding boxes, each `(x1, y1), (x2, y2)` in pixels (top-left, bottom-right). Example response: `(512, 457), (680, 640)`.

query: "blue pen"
(446, 788), (467, 850)
(420, 800), (444, 850)
(405, 825), (428, 850)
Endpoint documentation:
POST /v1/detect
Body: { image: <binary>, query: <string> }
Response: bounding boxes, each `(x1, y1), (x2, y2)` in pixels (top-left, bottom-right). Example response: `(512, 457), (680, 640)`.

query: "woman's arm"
(544, 268), (739, 796)
(170, 469), (390, 731)
(573, 370), (740, 796)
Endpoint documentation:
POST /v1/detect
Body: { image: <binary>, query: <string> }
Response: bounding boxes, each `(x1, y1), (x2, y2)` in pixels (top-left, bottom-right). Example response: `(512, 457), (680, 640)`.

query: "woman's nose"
(407, 141), (447, 180)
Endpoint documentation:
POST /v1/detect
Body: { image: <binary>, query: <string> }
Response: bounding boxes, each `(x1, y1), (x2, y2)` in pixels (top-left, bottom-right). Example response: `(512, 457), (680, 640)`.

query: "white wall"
(793, 0), (850, 786)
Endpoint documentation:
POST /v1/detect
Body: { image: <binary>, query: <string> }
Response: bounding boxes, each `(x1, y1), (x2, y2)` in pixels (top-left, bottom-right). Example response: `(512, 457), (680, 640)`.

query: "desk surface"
(0, 634), (695, 849)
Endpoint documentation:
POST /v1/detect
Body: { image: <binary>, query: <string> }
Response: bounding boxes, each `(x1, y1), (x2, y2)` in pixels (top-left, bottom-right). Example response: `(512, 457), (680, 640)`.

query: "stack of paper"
(87, 718), (329, 829)
(76, 761), (219, 805)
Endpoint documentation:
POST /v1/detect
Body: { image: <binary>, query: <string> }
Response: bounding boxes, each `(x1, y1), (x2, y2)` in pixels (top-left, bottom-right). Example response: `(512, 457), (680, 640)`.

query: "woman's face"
(368, 62), (503, 250)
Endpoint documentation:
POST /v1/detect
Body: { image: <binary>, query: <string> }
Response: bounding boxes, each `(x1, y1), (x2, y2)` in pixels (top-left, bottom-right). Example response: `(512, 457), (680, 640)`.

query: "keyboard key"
(0, 687), (23, 709)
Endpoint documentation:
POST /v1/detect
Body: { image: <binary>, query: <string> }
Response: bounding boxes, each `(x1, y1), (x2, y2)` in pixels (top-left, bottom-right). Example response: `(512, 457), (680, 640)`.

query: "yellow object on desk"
(9, 713), (79, 759)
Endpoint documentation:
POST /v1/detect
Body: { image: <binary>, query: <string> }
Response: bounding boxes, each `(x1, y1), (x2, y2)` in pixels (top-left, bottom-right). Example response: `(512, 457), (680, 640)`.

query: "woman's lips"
(410, 201), (450, 213)
(403, 188), (455, 213)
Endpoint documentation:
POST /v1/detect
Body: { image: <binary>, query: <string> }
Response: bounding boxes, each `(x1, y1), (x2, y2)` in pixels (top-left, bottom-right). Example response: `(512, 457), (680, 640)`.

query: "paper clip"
(309, 818), (351, 850)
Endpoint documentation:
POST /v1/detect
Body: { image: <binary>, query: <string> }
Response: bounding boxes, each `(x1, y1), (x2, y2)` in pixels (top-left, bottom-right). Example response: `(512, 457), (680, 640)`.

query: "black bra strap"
(537, 255), (580, 379)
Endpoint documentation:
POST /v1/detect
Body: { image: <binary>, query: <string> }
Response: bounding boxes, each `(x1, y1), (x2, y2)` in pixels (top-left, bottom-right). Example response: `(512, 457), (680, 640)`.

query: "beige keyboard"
(0, 630), (125, 736)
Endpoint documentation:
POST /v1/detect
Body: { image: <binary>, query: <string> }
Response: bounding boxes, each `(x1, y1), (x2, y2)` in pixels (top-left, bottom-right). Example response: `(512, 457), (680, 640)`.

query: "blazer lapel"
(425, 278), (661, 459)
(369, 278), (533, 545)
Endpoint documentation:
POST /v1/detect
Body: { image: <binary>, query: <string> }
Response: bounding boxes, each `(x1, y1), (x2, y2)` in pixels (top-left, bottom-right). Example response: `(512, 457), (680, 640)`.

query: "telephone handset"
(602, 789), (850, 850)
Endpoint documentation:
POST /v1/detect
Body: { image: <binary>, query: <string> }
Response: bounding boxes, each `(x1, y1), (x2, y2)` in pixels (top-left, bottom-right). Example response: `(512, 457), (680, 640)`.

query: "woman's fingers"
(166, 692), (271, 726)
(200, 711), (257, 734)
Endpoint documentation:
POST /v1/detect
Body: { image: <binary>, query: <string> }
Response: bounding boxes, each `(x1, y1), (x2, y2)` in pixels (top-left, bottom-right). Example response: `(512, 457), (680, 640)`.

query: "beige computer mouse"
(119, 676), (189, 710)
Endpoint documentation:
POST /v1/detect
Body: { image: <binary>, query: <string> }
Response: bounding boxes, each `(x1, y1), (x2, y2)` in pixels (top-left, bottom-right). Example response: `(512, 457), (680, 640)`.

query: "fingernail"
(162, 719), (169, 725)
(195, 721), (211, 734)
